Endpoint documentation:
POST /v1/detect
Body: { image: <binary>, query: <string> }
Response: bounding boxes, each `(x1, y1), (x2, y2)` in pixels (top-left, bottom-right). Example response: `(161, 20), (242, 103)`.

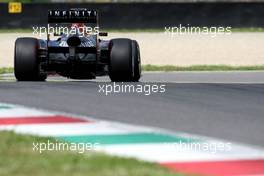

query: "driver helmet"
(71, 23), (85, 33)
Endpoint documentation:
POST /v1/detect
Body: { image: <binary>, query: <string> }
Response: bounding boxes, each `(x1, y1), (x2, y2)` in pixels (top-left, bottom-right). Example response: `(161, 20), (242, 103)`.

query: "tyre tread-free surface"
(14, 37), (46, 81)
(109, 38), (141, 82)
(131, 40), (141, 82)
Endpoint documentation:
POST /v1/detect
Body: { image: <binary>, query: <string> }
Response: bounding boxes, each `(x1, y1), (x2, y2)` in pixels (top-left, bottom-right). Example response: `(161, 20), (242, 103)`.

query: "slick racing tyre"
(109, 38), (141, 82)
(14, 37), (46, 81)
(131, 40), (141, 81)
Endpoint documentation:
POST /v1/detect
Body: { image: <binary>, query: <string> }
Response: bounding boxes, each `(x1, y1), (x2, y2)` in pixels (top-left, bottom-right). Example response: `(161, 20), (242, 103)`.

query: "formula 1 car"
(14, 9), (141, 82)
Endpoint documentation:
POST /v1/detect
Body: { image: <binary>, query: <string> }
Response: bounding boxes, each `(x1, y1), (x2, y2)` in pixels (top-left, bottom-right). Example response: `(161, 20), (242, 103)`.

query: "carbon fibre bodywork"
(38, 34), (110, 79)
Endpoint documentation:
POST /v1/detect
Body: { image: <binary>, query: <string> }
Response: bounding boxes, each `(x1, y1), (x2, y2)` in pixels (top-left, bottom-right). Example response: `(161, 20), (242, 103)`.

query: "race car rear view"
(14, 9), (141, 82)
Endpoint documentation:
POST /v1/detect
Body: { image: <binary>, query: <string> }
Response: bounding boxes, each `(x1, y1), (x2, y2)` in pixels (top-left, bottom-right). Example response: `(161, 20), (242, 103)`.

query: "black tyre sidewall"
(131, 40), (141, 82)
(109, 38), (141, 82)
(14, 37), (45, 81)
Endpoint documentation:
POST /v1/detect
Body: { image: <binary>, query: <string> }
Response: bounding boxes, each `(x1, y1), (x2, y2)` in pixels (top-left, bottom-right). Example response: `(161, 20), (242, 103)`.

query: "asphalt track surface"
(0, 72), (264, 147)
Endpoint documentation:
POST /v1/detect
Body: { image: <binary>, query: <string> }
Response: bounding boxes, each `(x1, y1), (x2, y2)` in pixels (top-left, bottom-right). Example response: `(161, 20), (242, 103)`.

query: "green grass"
(1, 27), (264, 33)
(0, 29), (32, 33)
(231, 27), (264, 32)
(0, 131), (184, 176)
(143, 65), (264, 71)
(0, 68), (13, 74)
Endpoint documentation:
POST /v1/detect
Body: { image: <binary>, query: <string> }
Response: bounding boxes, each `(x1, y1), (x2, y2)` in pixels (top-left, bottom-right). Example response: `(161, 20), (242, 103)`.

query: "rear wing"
(48, 9), (98, 23)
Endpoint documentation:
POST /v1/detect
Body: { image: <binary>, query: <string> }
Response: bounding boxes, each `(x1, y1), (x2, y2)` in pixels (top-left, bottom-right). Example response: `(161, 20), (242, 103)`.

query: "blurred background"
(2, 0), (264, 2)
(1, 0), (264, 29)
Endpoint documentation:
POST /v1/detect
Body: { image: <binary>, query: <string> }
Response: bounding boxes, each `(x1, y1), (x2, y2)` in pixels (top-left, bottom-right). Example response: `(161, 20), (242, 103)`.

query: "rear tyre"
(109, 38), (141, 82)
(131, 40), (141, 82)
(14, 37), (46, 81)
